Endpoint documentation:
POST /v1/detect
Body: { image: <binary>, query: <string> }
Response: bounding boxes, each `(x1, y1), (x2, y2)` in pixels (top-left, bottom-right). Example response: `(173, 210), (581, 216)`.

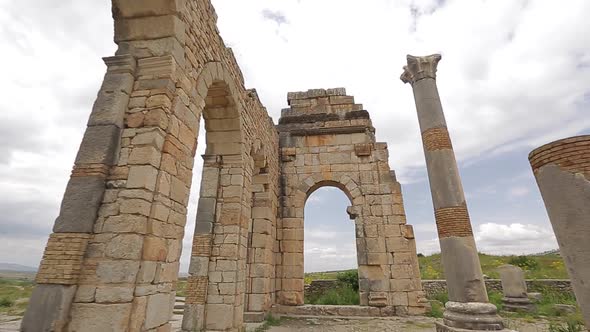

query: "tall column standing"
(401, 54), (506, 331)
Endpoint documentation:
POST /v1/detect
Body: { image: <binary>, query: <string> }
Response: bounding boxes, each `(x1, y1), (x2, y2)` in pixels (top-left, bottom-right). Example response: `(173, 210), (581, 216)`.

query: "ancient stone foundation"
(21, 1), (426, 331)
(529, 135), (590, 327)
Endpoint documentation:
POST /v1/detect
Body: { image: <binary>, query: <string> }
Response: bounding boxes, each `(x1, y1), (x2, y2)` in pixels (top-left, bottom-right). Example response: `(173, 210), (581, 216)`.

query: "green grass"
(305, 284), (360, 305)
(254, 314), (282, 332)
(0, 278), (34, 316)
(425, 288), (583, 325)
(418, 252), (569, 280)
(304, 269), (357, 284)
(176, 278), (187, 297)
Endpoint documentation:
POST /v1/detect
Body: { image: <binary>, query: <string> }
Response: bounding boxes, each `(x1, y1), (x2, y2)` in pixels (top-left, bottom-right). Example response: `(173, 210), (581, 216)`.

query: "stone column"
(529, 135), (590, 327)
(21, 55), (136, 332)
(182, 155), (220, 331)
(401, 54), (505, 331)
(498, 265), (535, 312)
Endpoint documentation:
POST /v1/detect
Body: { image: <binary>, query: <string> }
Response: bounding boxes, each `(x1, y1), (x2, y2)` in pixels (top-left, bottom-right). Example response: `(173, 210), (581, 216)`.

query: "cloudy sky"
(1, 0), (589, 272)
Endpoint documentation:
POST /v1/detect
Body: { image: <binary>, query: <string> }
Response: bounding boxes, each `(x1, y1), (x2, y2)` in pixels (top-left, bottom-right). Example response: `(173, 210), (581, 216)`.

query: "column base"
(441, 301), (508, 331)
(435, 322), (516, 332)
(502, 297), (536, 313)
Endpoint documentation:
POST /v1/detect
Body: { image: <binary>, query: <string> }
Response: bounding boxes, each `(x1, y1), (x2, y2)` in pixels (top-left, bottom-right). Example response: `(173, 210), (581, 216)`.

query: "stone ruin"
(21, 1), (427, 331)
(18, 1), (590, 331)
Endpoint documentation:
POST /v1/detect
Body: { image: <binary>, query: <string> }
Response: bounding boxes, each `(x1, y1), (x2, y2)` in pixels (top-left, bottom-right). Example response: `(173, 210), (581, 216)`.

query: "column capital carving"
(400, 54), (441, 84)
(103, 54), (136, 75)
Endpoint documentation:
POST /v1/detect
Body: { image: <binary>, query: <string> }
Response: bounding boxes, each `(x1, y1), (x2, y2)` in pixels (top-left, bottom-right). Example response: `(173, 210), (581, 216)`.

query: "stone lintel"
(137, 55), (176, 78)
(401, 54), (442, 85)
(287, 88), (347, 102)
(287, 126), (373, 137)
(103, 54), (137, 75)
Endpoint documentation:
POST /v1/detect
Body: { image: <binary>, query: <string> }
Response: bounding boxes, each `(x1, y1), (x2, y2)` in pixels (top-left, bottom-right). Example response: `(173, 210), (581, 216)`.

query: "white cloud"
(418, 222), (558, 257)
(0, 0), (586, 271)
(508, 186), (530, 198)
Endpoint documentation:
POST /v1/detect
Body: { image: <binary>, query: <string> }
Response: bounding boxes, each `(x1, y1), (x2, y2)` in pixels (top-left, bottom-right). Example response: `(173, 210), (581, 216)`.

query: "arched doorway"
(304, 186), (358, 304)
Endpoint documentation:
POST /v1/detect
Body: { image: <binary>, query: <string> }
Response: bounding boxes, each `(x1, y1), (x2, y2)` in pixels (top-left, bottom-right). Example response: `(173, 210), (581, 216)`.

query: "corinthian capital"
(400, 54), (442, 84)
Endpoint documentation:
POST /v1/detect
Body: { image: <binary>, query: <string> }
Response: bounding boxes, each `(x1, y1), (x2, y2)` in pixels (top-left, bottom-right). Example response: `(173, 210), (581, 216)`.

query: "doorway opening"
(304, 186), (359, 305)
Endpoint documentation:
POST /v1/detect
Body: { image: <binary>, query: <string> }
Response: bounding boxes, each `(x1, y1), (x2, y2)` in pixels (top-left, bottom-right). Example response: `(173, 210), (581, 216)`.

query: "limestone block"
(144, 108), (169, 130)
(145, 293), (172, 329)
(498, 264), (528, 298)
(127, 165), (158, 190)
(143, 236), (168, 261)
(95, 285), (134, 303)
(129, 296), (148, 331)
(390, 279), (414, 292)
(120, 199), (151, 216)
(181, 303), (205, 331)
(189, 256), (209, 277)
(21, 284), (77, 332)
(282, 278), (304, 292)
(133, 129), (165, 149)
(283, 253), (303, 266)
(105, 234), (143, 260)
(137, 261), (157, 283)
(74, 285), (96, 303)
(365, 238), (386, 253)
(386, 237), (411, 252)
(75, 124), (121, 166)
(205, 304), (234, 330)
(392, 292), (409, 306)
(96, 260), (140, 283)
(155, 261), (180, 283)
(115, 15), (185, 43)
(367, 253), (388, 265)
(103, 215), (147, 234)
(128, 146), (161, 167)
(53, 176), (106, 233)
(280, 240), (303, 253)
(88, 86), (132, 128)
(112, 0), (185, 18)
(279, 291), (303, 306)
(67, 303), (132, 332)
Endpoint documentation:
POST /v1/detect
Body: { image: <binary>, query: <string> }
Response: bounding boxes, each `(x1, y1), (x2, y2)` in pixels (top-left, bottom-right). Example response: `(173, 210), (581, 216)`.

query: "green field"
(305, 252), (569, 283)
(418, 252), (568, 280)
(0, 278), (33, 316)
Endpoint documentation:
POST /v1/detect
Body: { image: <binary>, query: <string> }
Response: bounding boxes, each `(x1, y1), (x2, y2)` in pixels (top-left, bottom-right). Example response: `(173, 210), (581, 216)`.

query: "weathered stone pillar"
(498, 265), (535, 312)
(20, 55), (136, 332)
(182, 155), (220, 331)
(529, 135), (590, 327)
(401, 54), (506, 331)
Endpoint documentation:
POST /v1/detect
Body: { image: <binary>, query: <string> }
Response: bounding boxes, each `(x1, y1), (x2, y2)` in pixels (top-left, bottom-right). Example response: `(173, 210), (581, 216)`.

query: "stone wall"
(277, 88), (427, 315)
(305, 279), (574, 299)
(417, 280), (572, 298)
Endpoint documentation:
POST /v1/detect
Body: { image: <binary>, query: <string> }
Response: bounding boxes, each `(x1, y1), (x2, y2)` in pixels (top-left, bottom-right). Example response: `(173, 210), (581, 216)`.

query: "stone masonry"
(498, 265), (535, 313)
(21, 1), (426, 331)
(529, 135), (590, 327)
(277, 88), (428, 316)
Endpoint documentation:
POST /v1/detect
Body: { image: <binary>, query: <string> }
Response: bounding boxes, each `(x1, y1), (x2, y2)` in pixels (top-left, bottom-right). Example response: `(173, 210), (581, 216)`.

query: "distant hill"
(0, 263), (37, 272)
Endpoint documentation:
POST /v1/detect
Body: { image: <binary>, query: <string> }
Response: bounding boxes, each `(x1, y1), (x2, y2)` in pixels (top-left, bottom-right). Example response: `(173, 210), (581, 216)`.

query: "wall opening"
(304, 186), (358, 304)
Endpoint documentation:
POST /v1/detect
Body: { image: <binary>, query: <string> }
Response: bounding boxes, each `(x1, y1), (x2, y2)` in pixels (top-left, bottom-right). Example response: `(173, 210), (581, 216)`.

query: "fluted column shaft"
(402, 54), (506, 331)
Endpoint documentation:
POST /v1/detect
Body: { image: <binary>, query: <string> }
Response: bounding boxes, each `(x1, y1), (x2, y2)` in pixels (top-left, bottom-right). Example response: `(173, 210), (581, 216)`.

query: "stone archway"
(21, 2), (280, 331)
(276, 88), (427, 315)
(181, 62), (249, 332)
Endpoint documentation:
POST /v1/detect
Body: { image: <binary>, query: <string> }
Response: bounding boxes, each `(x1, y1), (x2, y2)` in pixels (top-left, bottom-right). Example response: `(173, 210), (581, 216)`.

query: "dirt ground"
(0, 313), (571, 332)
(259, 316), (558, 332)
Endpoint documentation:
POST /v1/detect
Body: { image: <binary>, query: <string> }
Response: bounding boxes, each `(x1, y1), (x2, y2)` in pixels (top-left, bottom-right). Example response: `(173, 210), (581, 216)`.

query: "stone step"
(243, 312), (265, 323)
(175, 297), (185, 303)
(271, 304), (384, 317)
(174, 303), (185, 310)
